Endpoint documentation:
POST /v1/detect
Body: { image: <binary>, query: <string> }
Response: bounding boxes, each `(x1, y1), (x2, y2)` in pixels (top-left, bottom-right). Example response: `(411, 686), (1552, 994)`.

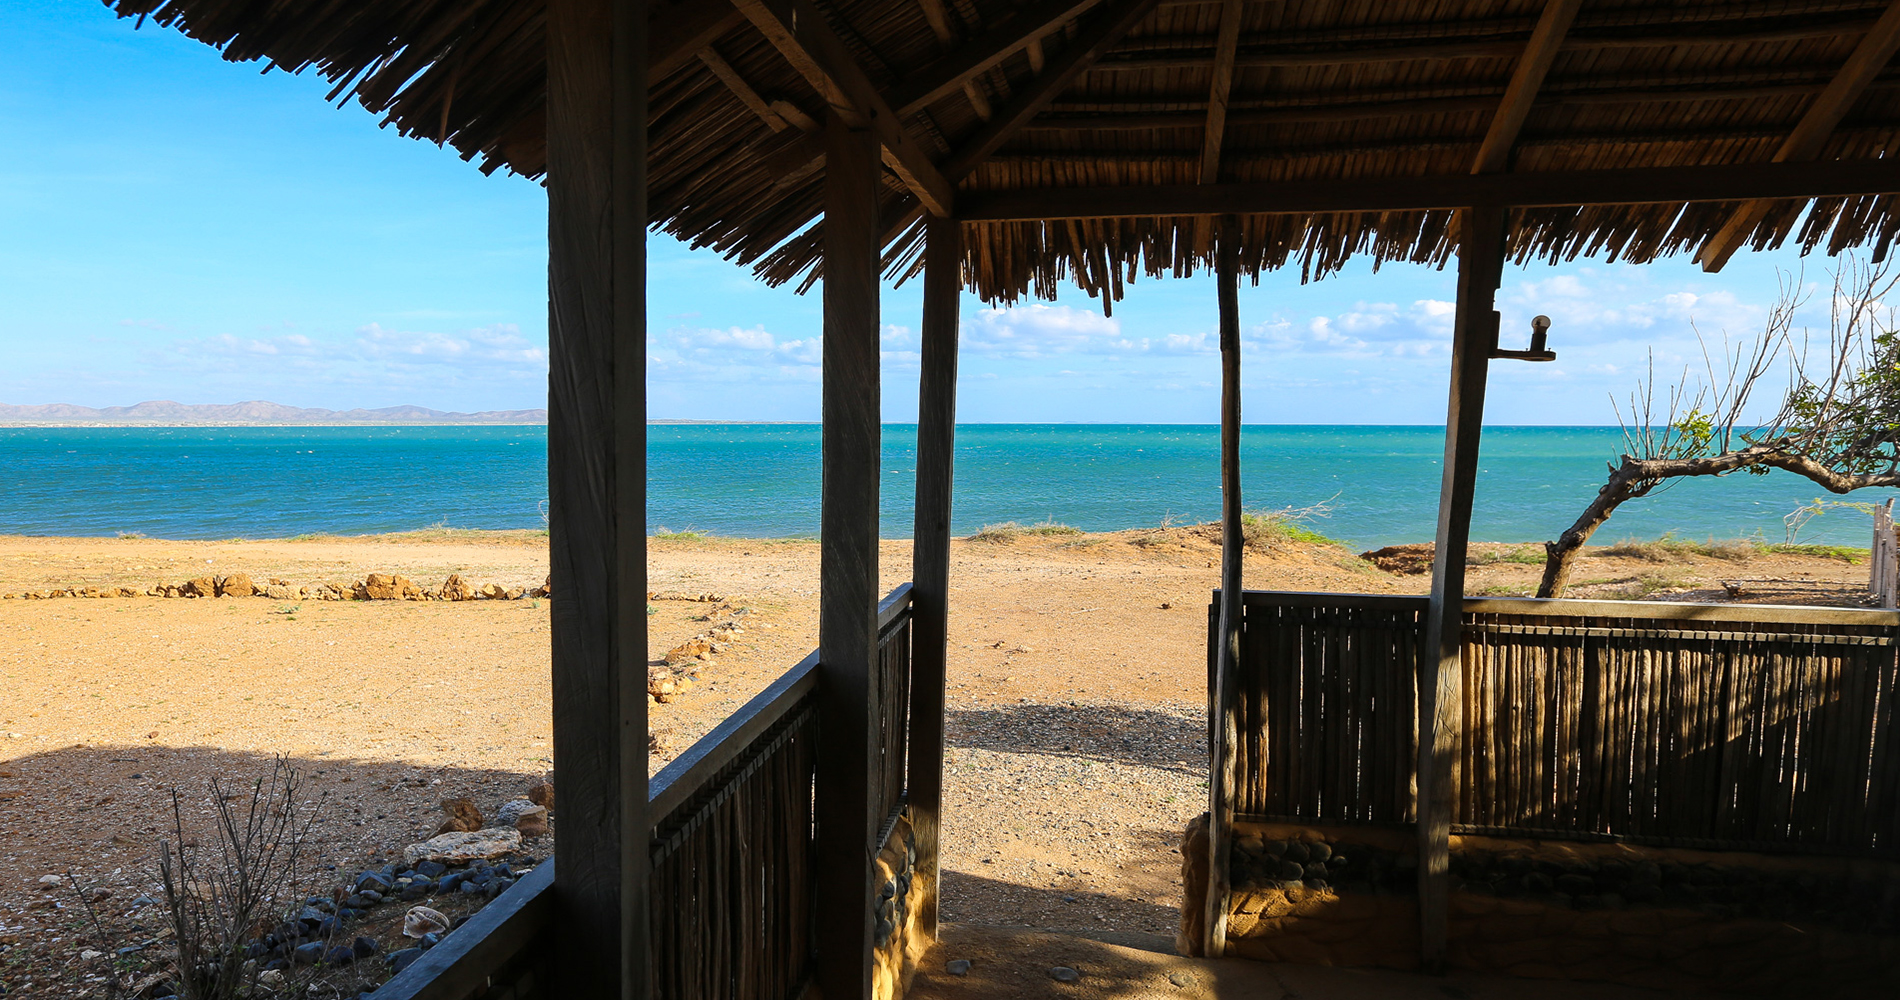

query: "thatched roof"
(105, 0), (1900, 305)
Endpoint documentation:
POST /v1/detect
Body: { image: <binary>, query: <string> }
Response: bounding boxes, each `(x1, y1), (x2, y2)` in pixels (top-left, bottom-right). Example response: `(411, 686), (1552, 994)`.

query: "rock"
(215, 574), (257, 598)
(323, 945), (355, 965)
(293, 941), (325, 965)
(344, 891), (381, 908)
(1049, 966), (1080, 982)
(945, 959), (972, 976)
(36, 875), (62, 888)
(403, 905), (451, 939)
(439, 574), (475, 601)
(402, 828), (520, 866)
(353, 871), (392, 894)
(479, 582), (509, 600)
(531, 575), (552, 598)
(434, 798), (483, 835)
(354, 573), (423, 600)
(115, 587), (139, 597)
(665, 638), (714, 665)
(1168, 972), (1196, 988)
(413, 860), (449, 878)
(352, 936), (380, 959)
(498, 800), (549, 838)
(181, 577), (216, 598)
(387, 948), (425, 974)
(262, 584), (296, 600)
(258, 969), (286, 987)
(527, 781), (554, 809)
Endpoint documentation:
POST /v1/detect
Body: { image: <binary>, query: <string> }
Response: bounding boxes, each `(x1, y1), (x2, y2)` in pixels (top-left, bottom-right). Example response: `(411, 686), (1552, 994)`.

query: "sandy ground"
(0, 528), (1874, 995)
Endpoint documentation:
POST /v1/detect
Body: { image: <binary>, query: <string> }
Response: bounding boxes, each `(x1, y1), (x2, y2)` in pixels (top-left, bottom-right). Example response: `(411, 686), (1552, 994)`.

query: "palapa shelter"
(100, 0), (1900, 996)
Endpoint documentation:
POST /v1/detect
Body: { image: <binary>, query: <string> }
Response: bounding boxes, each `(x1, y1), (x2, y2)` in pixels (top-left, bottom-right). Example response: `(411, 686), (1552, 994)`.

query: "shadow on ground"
(946, 704), (1204, 774)
(0, 744), (546, 998)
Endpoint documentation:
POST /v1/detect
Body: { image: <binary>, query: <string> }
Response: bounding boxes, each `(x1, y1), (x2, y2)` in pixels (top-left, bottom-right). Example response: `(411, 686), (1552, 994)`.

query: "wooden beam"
(940, 0), (1165, 181)
(1417, 205), (1506, 972)
(1203, 213), (1243, 959)
(1189, 0), (1244, 250)
(1472, 0), (1584, 173)
(650, 0), (745, 83)
(699, 47), (790, 130)
(1698, 0), (1900, 271)
(890, 0), (1107, 114)
(907, 214), (961, 946)
(912, 0), (995, 119)
(730, 0), (956, 215)
(546, 0), (648, 993)
(1085, 17), (1879, 71)
(956, 158), (1900, 219)
(814, 112), (882, 1000)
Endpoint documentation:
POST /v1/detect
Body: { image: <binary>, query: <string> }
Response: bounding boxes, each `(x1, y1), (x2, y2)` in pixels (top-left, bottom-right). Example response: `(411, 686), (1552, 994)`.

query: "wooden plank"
(1233, 590), (1900, 627)
(546, 0), (648, 992)
(374, 861), (557, 1000)
(1203, 215), (1244, 957)
(814, 112), (882, 1000)
(891, 0), (1107, 114)
(650, 0), (746, 84)
(699, 46), (792, 130)
(940, 0), (1166, 180)
(958, 158), (1900, 221)
(907, 216), (961, 944)
(1417, 205), (1506, 972)
(1472, 0), (1584, 174)
(729, 0), (956, 215)
(1698, 0), (1900, 271)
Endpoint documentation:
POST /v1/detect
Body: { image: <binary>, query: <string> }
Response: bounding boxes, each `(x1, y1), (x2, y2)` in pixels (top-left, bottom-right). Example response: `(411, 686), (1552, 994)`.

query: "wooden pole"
(1417, 205), (1506, 971)
(1203, 214), (1243, 958)
(908, 214), (961, 942)
(546, 0), (647, 993)
(815, 110), (881, 1000)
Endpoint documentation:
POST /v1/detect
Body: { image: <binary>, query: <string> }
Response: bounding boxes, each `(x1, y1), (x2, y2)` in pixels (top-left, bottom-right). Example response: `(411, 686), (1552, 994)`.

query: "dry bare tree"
(1539, 258), (1900, 597)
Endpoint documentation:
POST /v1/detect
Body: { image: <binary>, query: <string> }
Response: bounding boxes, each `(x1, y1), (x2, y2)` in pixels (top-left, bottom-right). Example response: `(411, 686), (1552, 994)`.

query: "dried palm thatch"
(104, 0), (1900, 305)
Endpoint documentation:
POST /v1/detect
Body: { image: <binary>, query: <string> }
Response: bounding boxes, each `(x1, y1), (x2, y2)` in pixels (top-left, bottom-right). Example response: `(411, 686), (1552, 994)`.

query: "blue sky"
(0, 0), (1846, 424)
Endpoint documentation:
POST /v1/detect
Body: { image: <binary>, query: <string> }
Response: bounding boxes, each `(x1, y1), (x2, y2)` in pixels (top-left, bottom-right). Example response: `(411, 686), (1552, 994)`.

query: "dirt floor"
(0, 527), (1876, 995)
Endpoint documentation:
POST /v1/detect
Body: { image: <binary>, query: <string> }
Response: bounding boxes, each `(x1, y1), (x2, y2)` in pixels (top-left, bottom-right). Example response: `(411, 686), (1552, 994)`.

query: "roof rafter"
(651, 0), (748, 84)
(940, 0), (1167, 181)
(890, 0), (1108, 115)
(1696, 0), (1900, 271)
(731, 0), (957, 215)
(914, 0), (996, 119)
(1189, 0), (1245, 250)
(1472, 0), (1584, 173)
(958, 158), (1900, 220)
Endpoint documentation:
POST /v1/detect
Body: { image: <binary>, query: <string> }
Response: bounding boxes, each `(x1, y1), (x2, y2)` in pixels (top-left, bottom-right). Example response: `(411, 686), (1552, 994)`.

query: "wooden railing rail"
(372, 861), (556, 1000)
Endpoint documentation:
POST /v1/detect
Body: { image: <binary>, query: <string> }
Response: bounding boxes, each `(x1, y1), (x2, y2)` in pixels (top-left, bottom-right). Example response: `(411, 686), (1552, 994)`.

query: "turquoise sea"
(0, 424), (1893, 550)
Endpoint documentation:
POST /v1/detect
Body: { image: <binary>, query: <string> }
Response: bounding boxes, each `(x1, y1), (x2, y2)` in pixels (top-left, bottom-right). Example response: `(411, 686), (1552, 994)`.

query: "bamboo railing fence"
(1224, 591), (1900, 856)
(381, 586), (917, 1000)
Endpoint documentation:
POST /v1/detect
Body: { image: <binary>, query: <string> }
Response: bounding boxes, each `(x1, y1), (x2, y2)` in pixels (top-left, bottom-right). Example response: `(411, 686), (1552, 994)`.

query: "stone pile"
(648, 603), (755, 703)
(5, 573), (553, 602)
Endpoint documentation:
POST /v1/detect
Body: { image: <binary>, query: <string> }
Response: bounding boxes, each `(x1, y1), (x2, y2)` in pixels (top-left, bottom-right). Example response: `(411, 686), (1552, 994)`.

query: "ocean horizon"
(2, 423), (1893, 551)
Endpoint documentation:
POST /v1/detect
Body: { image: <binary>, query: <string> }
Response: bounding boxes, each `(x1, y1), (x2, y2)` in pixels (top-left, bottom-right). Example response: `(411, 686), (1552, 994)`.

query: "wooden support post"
(815, 111), (882, 1000)
(908, 214), (961, 943)
(545, 0), (647, 994)
(1416, 205), (1506, 972)
(1203, 214), (1243, 959)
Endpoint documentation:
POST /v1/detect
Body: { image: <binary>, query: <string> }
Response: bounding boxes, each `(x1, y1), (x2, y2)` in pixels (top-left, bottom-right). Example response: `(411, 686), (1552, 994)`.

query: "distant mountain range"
(0, 400), (547, 425)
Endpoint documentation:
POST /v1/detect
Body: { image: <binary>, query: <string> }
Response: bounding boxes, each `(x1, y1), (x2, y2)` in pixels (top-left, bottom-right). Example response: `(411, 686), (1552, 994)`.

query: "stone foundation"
(872, 811), (932, 1000)
(1181, 816), (1900, 996)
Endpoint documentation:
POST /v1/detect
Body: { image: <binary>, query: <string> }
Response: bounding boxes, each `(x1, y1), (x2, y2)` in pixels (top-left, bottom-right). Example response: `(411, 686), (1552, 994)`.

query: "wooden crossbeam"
(651, 0), (746, 83)
(1472, 0), (1583, 173)
(699, 47), (792, 130)
(940, 0), (1165, 181)
(890, 0), (1107, 115)
(732, 0), (956, 215)
(1087, 17), (1880, 71)
(1697, 1), (1900, 271)
(957, 158), (1900, 219)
